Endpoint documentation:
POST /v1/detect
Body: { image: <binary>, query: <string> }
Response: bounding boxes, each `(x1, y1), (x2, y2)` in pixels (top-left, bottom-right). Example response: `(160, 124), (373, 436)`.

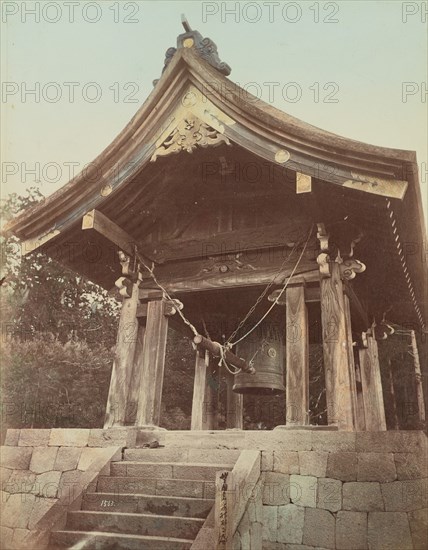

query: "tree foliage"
(1, 188), (118, 438)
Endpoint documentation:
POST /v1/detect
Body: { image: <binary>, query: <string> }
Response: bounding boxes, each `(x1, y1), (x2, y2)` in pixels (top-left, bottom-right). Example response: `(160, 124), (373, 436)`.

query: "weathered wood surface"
(126, 324), (146, 424)
(205, 362), (218, 430)
(104, 282), (140, 428)
(355, 364), (366, 431)
(410, 330), (426, 423)
(190, 357), (219, 431)
(226, 375), (243, 429)
(82, 209), (145, 261)
(135, 300), (169, 426)
(343, 283), (369, 331)
(319, 262), (355, 430)
(139, 248), (319, 295)
(296, 173), (312, 194)
(285, 284), (309, 425)
(144, 218), (310, 263)
(268, 284), (320, 304)
(191, 350), (210, 430)
(359, 335), (387, 431)
(343, 294), (359, 429)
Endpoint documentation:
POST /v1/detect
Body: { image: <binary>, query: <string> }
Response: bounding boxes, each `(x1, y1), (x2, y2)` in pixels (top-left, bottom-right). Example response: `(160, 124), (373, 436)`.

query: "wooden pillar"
(386, 360), (400, 430)
(191, 350), (208, 430)
(410, 330), (426, 423)
(355, 363), (366, 431)
(104, 282), (140, 428)
(285, 284), (309, 425)
(343, 294), (359, 428)
(191, 350), (219, 430)
(125, 324), (145, 424)
(320, 262), (356, 430)
(359, 334), (387, 431)
(206, 363), (218, 430)
(135, 299), (169, 427)
(226, 375), (243, 429)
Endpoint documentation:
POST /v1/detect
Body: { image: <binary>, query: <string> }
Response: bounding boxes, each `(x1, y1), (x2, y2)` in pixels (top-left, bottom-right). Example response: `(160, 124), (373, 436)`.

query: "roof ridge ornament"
(153, 15), (232, 85)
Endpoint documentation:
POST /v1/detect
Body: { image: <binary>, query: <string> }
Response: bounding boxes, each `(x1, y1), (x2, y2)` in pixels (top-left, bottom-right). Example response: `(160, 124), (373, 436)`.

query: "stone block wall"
(0, 428), (133, 549)
(235, 431), (427, 550)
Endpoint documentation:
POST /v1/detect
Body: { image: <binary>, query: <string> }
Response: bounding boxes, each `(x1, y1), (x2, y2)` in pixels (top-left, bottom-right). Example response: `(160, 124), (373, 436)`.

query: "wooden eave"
(5, 47), (422, 241)
(3, 47), (426, 327)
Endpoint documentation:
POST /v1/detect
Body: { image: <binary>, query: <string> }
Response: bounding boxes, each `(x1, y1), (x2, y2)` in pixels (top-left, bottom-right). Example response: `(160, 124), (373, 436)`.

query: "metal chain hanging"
(135, 224), (314, 369)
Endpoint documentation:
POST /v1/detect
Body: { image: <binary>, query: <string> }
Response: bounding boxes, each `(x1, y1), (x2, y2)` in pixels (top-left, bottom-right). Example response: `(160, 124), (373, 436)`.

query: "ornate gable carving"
(151, 116), (230, 162)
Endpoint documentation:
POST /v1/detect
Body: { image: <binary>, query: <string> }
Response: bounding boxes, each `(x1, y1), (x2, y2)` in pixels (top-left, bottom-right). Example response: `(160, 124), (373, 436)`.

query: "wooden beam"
(135, 300), (169, 426)
(193, 335), (254, 374)
(320, 262), (355, 430)
(138, 251), (320, 296)
(144, 218), (310, 263)
(296, 173), (312, 194)
(359, 334), (387, 431)
(104, 282), (140, 428)
(82, 209), (153, 264)
(342, 174), (408, 200)
(285, 284), (309, 425)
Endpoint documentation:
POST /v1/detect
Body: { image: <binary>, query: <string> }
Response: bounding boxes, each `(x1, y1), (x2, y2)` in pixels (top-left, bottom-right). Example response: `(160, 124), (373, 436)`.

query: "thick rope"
(137, 254), (199, 338)
(136, 224), (313, 368)
(224, 240), (301, 347)
(227, 224), (314, 348)
(218, 343), (241, 375)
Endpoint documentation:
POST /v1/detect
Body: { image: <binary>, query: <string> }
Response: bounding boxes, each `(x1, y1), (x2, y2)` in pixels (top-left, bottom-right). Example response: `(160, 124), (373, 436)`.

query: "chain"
(136, 250), (199, 338)
(227, 225), (314, 348)
(225, 226), (313, 348)
(223, 240), (300, 347)
(135, 225), (313, 361)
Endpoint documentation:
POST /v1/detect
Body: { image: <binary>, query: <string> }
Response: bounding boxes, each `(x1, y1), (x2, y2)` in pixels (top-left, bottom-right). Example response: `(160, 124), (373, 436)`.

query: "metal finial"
(181, 14), (191, 32)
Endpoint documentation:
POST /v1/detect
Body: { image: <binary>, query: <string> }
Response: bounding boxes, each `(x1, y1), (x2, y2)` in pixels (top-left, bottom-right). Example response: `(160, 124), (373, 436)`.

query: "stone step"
(124, 447), (241, 464)
(97, 476), (216, 499)
(110, 461), (234, 480)
(66, 510), (204, 539)
(82, 492), (214, 518)
(50, 530), (193, 549)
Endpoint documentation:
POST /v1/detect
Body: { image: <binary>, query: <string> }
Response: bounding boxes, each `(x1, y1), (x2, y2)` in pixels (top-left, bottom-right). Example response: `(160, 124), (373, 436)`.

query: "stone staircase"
(50, 447), (240, 549)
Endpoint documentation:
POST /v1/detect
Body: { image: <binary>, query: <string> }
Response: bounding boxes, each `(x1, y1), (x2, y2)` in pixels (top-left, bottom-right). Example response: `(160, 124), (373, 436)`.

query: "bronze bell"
(233, 320), (285, 395)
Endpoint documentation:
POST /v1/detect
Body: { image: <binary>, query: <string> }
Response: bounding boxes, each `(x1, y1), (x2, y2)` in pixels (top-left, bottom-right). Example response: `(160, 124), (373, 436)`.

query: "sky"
(1, 0), (427, 218)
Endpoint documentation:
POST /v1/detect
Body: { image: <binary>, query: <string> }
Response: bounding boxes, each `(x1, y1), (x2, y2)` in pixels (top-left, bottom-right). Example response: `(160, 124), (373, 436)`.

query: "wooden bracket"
(115, 276), (134, 298)
(337, 257), (366, 281)
(316, 223), (331, 278)
(317, 223), (329, 252)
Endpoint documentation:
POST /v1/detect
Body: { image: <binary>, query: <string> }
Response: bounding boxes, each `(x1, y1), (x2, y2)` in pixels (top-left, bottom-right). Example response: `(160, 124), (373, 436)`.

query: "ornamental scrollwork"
(151, 117), (230, 162)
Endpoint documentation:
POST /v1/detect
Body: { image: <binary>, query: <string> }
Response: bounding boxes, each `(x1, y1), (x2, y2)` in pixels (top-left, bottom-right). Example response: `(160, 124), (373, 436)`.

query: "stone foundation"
(0, 428), (135, 549)
(1, 428), (426, 549)
(232, 430), (427, 550)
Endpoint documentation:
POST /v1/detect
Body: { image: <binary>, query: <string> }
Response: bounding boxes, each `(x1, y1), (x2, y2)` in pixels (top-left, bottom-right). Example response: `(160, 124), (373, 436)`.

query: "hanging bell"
(233, 320), (285, 395)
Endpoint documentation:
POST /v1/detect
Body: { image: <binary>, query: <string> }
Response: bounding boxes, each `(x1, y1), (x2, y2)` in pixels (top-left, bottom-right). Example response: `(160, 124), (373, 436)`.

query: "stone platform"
(0, 428), (427, 549)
